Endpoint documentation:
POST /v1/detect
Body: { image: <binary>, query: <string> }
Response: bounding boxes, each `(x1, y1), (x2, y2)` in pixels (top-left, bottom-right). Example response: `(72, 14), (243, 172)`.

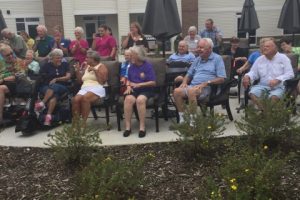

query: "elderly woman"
(123, 46), (156, 138)
(70, 27), (89, 65)
(35, 48), (71, 126)
(0, 45), (23, 125)
(121, 22), (149, 50)
(72, 50), (108, 122)
(184, 26), (201, 55)
(92, 24), (117, 60)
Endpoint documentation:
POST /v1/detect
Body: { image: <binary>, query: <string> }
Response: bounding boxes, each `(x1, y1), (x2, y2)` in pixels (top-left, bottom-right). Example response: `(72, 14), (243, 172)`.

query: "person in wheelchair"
(173, 38), (226, 123)
(72, 50), (108, 122)
(242, 38), (294, 111)
(35, 48), (71, 126)
(0, 45), (24, 125)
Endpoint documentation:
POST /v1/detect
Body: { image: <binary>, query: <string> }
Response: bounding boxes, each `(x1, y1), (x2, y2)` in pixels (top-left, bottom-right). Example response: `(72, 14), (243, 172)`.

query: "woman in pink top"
(70, 27), (89, 64)
(91, 24), (117, 60)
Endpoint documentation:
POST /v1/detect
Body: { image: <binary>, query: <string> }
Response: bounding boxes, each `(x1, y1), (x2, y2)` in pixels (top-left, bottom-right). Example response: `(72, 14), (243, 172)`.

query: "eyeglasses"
(3, 52), (13, 57)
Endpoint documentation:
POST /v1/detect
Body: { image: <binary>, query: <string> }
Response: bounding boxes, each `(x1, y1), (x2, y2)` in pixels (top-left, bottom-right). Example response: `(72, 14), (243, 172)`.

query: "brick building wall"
(181, 0), (198, 36)
(43, 0), (64, 36)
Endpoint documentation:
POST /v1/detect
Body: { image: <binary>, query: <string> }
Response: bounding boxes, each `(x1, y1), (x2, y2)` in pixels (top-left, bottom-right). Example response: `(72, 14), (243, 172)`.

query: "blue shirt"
(248, 51), (261, 65)
(167, 52), (195, 63)
(187, 52), (226, 86)
(120, 61), (130, 78)
(39, 61), (70, 86)
(199, 28), (223, 47)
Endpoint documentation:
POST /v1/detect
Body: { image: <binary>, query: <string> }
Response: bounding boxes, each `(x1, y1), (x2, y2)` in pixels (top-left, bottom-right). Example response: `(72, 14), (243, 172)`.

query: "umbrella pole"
(162, 40), (166, 58)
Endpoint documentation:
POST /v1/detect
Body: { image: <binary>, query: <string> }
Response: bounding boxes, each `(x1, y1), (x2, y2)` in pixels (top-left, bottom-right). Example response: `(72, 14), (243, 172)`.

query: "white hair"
(129, 46), (146, 61)
(49, 48), (63, 59)
(201, 38), (214, 48)
(74, 26), (84, 36)
(36, 25), (47, 33)
(188, 26), (197, 33)
(1, 28), (12, 35)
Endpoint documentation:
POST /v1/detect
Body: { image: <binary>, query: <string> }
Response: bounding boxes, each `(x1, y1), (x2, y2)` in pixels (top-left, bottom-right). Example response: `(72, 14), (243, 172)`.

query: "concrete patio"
(0, 94), (246, 148)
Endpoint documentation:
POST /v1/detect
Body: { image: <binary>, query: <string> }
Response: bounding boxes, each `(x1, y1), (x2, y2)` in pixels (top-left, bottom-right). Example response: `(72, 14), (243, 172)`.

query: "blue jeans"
(40, 83), (69, 99)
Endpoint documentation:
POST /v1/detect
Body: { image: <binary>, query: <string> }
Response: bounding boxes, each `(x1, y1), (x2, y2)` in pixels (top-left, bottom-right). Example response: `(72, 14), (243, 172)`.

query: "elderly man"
(242, 38), (294, 110)
(1, 28), (27, 58)
(0, 45), (23, 125)
(33, 25), (54, 58)
(173, 38), (226, 123)
(199, 19), (223, 54)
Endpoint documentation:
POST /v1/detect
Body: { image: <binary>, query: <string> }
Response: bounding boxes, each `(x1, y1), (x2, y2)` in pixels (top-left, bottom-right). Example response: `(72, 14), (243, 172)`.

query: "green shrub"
(235, 98), (300, 151)
(204, 147), (289, 200)
(45, 116), (105, 166)
(76, 153), (153, 200)
(172, 104), (226, 160)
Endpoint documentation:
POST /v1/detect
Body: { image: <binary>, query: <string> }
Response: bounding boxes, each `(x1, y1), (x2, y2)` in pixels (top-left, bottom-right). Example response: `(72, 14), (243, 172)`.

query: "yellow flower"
(264, 145), (268, 150)
(148, 153), (155, 158)
(245, 169), (250, 173)
(231, 185), (238, 191)
(230, 178), (236, 183)
(207, 126), (212, 129)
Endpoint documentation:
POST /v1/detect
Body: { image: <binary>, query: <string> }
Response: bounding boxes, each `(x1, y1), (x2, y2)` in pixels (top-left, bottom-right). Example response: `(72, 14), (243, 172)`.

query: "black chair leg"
(155, 106), (159, 132)
(134, 105), (139, 121)
(105, 106), (110, 130)
(91, 107), (98, 119)
(116, 104), (121, 131)
(225, 100), (233, 121)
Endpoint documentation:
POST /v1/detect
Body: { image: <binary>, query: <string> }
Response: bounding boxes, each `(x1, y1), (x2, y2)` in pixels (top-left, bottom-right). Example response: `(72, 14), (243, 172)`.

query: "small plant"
(173, 104), (226, 160)
(235, 97), (300, 151)
(202, 147), (290, 200)
(76, 153), (153, 200)
(45, 116), (105, 166)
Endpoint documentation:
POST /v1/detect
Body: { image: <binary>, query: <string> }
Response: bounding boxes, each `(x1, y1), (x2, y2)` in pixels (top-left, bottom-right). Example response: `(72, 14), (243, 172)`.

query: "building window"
(129, 13), (144, 26)
(16, 17), (40, 38)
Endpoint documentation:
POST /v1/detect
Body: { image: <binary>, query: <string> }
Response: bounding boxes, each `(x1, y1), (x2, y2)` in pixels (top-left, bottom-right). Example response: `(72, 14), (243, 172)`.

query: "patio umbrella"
(239, 0), (260, 32)
(0, 10), (7, 40)
(277, 0), (300, 43)
(142, 0), (182, 57)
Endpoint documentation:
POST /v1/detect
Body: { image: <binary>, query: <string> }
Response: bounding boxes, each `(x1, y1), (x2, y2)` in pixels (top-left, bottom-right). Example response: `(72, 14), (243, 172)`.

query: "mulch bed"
(0, 140), (299, 200)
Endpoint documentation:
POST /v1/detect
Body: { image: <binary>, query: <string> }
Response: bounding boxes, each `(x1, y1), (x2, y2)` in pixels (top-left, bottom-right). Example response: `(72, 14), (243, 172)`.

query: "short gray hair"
(0, 44), (12, 55)
(74, 26), (84, 36)
(129, 46), (146, 61)
(49, 48), (63, 59)
(188, 26), (197, 33)
(36, 25), (47, 33)
(1, 28), (12, 36)
(201, 38), (214, 49)
(87, 50), (100, 62)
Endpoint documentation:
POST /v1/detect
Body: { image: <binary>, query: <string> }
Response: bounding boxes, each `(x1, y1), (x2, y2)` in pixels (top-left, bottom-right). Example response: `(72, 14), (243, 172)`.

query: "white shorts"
(77, 85), (106, 98)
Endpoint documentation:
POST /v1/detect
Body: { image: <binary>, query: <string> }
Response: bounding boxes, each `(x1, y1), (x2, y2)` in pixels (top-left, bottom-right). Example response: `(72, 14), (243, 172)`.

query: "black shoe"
(123, 130), (131, 137)
(138, 130), (146, 138)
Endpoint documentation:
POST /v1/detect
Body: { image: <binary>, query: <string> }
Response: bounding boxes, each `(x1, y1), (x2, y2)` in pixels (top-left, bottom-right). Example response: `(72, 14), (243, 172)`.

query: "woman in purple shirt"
(123, 46), (156, 138)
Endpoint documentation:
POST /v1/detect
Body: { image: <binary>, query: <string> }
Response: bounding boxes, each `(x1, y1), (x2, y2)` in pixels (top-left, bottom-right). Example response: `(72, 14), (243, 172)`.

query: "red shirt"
(94, 35), (116, 57)
(69, 39), (89, 64)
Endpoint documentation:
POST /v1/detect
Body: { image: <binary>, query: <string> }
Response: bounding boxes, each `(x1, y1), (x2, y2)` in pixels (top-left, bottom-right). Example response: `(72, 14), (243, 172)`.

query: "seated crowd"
(0, 19), (299, 137)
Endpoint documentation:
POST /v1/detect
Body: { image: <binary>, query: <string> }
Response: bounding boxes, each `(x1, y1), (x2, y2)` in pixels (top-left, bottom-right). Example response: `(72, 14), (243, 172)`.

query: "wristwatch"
(207, 80), (212, 86)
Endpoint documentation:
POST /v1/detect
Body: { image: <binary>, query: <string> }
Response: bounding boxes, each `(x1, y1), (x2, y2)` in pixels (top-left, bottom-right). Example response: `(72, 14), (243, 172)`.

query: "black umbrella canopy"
(142, 0), (181, 40)
(278, 0), (300, 32)
(0, 10), (7, 40)
(239, 0), (260, 32)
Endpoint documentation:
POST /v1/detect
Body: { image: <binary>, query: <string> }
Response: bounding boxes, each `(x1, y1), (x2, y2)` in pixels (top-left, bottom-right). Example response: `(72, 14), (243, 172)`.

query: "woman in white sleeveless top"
(72, 50), (108, 122)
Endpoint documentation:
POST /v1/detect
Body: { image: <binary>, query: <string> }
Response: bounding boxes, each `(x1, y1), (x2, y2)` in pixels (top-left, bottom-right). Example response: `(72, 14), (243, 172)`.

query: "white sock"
(178, 112), (184, 123)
